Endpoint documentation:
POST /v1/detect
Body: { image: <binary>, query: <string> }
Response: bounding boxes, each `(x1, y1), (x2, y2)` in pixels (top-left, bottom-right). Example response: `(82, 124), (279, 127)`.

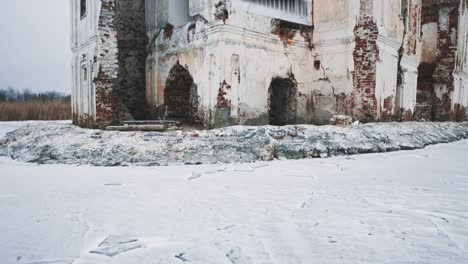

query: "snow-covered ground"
(1, 122), (468, 263)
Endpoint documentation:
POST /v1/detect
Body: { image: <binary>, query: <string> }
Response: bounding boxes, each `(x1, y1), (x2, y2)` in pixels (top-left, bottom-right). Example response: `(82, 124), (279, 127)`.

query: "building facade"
(71, 0), (468, 129)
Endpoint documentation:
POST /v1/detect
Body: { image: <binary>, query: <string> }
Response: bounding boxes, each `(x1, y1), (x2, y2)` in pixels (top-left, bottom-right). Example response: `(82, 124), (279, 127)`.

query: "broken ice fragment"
(188, 171), (203, 180)
(89, 235), (143, 257)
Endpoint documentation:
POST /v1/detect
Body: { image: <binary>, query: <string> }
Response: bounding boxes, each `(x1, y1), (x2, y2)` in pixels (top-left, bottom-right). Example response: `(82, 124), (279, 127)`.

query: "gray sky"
(0, 0), (71, 93)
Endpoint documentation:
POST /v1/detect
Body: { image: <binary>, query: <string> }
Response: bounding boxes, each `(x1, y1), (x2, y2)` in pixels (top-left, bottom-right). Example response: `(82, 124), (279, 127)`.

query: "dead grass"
(0, 101), (71, 121)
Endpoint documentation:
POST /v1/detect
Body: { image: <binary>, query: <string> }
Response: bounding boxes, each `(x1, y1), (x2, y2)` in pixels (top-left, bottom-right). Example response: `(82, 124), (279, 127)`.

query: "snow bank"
(1, 122), (467, 166)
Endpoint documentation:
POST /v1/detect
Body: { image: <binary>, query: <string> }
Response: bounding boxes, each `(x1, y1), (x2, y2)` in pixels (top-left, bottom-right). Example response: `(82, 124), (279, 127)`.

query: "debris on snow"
(174, 252), (189, 262)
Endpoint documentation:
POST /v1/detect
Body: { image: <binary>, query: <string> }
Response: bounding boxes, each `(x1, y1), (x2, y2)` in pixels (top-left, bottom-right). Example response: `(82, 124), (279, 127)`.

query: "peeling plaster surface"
(146, 0), (425, 126)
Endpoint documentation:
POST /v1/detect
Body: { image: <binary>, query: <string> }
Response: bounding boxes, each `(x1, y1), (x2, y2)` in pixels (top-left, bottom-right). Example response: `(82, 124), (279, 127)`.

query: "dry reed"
(0, 101), (71, 121)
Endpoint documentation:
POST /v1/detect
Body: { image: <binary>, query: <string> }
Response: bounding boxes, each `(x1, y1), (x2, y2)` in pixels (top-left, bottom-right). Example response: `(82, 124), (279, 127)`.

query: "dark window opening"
(314, 60), (321, 70)
(268, 77), (297, 125)
(83, 67), (88, 82)
(400, 0), (408, 17)
(80, 0), (87, 19)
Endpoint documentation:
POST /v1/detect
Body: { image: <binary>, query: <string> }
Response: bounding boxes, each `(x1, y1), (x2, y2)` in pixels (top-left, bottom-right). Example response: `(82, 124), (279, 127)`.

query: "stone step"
(107, 120), (184, 132)
(123, 120), (181, 126)
(106, 124), (167, 132)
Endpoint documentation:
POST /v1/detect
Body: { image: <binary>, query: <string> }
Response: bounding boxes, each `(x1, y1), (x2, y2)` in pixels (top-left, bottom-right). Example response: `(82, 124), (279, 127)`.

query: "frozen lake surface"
(0, 121), (467, 263)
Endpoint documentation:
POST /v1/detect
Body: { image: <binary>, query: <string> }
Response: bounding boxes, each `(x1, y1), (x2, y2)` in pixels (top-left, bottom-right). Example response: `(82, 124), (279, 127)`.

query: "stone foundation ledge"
(1, 122), (467, 166)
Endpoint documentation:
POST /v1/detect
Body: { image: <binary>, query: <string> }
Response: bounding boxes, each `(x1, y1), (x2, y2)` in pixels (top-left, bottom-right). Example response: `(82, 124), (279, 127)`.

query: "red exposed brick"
(352, 0), (379, 123)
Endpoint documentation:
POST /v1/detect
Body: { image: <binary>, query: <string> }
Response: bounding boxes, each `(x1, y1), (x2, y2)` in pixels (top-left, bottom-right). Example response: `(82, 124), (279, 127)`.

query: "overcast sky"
(0, 0), (71, 93)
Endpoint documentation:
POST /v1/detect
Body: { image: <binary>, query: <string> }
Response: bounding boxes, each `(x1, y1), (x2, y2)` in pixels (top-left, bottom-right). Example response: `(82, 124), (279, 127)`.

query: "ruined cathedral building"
(71, 0), (468, 129)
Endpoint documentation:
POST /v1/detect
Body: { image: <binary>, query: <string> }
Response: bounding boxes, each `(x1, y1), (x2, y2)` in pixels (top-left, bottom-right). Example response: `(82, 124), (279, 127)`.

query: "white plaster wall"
(222, 32), (315, 121)
(189, 0), (214, 19)
(314, 0), (356, 43)
(72, 44), (98, 118)
(374, 0), (422, 116)
(169, 0), (192, 27)
(453, 2), (468, 111)
(374, 0), (404, 40)
(71, 0), (100, 120)
(312, 0), (358, 98)
(399, 0), (422, 114)
(149, 26), (317, 124)
(375, 38), (400, 116)
(399, 57), (419, 111)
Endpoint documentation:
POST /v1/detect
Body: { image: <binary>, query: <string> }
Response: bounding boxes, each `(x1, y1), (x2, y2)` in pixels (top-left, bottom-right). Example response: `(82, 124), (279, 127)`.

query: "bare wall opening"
(268, 76), (297, 125)
(164, 64), (199, 123)
(415, 63), (437, 120)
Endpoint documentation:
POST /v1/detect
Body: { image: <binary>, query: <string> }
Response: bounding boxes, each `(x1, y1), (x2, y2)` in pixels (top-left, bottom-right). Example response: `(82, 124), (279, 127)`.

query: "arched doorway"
(268, 77), (297, 125)
(164, 64), (198, 123)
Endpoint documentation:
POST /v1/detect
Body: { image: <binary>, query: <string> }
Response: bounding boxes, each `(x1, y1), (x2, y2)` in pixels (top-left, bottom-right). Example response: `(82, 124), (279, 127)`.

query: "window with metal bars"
(240, 0), (310, 24)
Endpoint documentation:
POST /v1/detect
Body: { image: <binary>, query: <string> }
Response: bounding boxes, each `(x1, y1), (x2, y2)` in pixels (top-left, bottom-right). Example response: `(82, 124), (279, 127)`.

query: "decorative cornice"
(153, 23), (312, 52)
(71, 35), (99, 52)
(401, 56), (420, 69)
(377, 35), (402, 50)
(313, 36), (355, 48)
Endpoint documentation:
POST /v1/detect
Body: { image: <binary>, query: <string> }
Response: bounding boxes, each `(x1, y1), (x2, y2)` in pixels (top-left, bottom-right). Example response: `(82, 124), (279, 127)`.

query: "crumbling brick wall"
(95, 0), (118, 128)
(352, 0), (379, 122)
(416, 0), (459, 121)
